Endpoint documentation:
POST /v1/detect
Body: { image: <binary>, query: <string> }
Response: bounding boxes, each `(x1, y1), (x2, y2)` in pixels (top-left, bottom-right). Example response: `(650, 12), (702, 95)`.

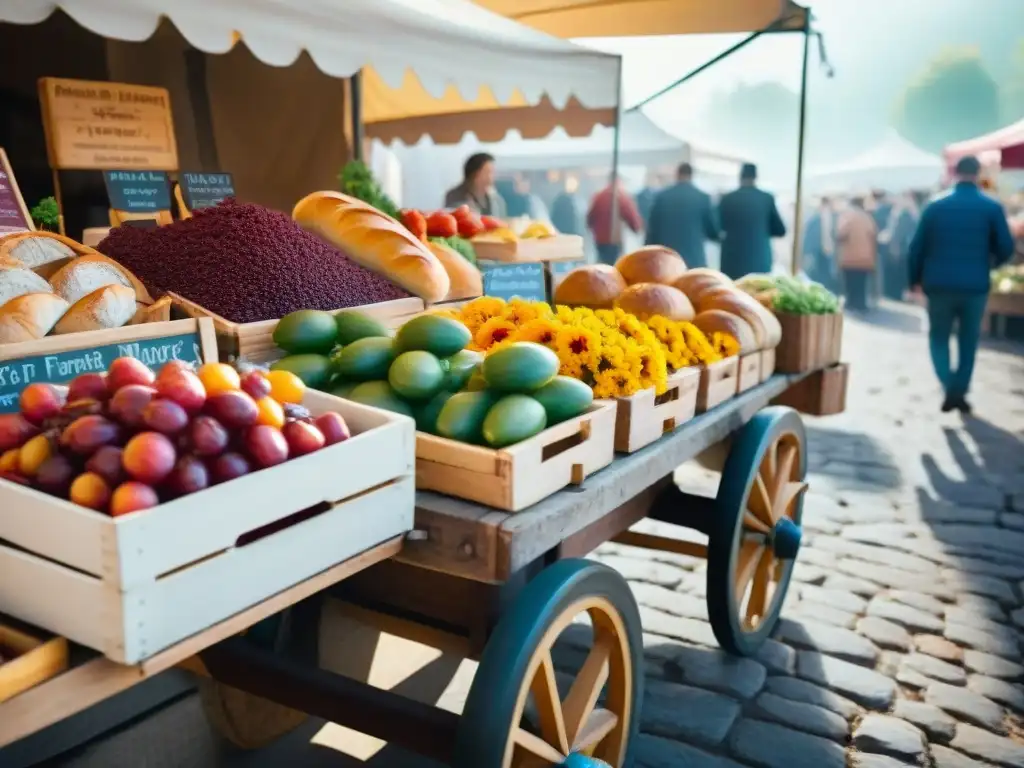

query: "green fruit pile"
(272, 310), (593, 448)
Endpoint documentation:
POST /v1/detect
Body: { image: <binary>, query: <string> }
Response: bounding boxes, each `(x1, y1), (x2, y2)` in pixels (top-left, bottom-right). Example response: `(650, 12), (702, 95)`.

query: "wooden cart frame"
(2, 372), (821, 768)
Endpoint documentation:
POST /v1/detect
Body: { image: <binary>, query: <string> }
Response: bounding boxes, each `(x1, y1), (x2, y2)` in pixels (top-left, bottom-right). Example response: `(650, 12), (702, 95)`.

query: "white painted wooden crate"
(0, 391), (415, 664)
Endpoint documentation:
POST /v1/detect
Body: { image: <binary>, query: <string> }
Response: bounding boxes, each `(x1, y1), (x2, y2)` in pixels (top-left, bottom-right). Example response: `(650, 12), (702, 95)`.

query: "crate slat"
(609, 367), (700, 453)
(759, 347), (777, 383)
(697, 357), (739, 412)
(737, 353), (761, 393)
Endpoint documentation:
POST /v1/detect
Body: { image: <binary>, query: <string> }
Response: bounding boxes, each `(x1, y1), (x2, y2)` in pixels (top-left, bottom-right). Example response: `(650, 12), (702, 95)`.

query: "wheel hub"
(770, 517), (802, 560)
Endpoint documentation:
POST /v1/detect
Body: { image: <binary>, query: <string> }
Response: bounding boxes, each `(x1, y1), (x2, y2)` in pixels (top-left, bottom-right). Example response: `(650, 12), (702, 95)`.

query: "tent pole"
(790, 22), (811, 275)
(350, 71), (365, 162)
(607, 57), (623, 263)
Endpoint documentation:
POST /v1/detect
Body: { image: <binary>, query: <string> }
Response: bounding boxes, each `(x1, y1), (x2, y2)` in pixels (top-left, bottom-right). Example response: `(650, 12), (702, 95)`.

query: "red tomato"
(451, 205), (472, 221)
(426, 211), (458, 238)
(400, 209), (428, 241)
(457, 215), (484, 238)
(481, 215), (505, 232)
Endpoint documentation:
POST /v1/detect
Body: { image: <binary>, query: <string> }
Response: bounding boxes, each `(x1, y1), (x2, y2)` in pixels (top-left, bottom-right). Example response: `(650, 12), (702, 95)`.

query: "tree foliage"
(893, 46), (1002, 152)
(1002, 40), (1024, 124)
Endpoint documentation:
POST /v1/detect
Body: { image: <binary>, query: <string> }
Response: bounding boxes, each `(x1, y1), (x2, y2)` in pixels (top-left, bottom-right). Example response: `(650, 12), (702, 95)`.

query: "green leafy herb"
(429, 236), (477, 264)
(338, 161), (400, 220)
(771, 278), (840, 315)
(30, 196), (60, 231)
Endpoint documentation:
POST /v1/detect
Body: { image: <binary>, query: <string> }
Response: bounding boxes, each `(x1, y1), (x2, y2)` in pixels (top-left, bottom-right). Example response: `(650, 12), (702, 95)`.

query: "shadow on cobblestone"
(845, 304), (926, 337)
(805, 425), (902, 491)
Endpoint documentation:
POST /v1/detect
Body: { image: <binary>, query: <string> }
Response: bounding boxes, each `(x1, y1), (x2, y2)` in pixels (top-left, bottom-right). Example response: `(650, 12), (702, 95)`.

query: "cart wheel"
(707, 406), (807, 656)
(453, 559), (643, 768)
(199, 679), (308, 750)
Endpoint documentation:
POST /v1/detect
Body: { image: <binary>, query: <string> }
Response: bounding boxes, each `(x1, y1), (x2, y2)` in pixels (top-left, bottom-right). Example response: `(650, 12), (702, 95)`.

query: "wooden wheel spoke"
(514, 728), (566, 763)
(572, 708), (620, 752)
(746, 547), (775, 624)
(529, 651), (569, 754)
(774, 480), (808, 523)
(562, 632), (612, 746)
(743, 511), (770, 534)
(734, 541), (764, 605)
(768, 442), (801, 522)
(749, 474), (773, 525)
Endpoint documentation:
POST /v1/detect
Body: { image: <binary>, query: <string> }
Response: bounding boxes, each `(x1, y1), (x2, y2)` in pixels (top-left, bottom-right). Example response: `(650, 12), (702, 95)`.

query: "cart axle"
(770, 517), (802, 560)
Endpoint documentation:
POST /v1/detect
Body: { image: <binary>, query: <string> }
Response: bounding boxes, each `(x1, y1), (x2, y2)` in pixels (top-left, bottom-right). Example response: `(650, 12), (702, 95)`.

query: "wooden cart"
(1, 372), (823, 768)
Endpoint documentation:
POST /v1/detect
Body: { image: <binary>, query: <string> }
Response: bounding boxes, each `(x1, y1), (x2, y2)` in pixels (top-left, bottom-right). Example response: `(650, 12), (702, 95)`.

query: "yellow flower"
(474, 317), (517, 350)
(513, 317), (561, 348)
(679, 321), (722, 365)
(555, 305), (578, 324)
(593, 368), (639, 399)
(711, 332), (740, 358)
(556, 325), (601, 371)
(460, 297), (506, 334)
(502, 298), (542, 326)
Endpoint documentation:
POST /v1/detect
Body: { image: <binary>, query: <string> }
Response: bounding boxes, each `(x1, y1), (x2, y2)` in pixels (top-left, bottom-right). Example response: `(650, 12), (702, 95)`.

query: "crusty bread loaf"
(292, 191), (450, 303)
(48, 253), (150, 304)
(692, 309), (758, 355)
(553, 264), (626, 309)
(616, 246), (687, 286)
(0, 293), (70, 342)
(427, 241), (482, 301)
(0, 232), (97, 277)
(53, 285), (137, 335)
(674, 270), (732, 304)
(695, 286), (782, 348)
(0, 263), (52, 309)
(614, 283), (694, 322)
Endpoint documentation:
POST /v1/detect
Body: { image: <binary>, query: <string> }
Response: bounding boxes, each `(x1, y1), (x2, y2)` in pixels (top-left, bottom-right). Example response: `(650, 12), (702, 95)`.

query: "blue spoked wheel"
(454, 560), (643, 768)
(707, 407), (808, 656)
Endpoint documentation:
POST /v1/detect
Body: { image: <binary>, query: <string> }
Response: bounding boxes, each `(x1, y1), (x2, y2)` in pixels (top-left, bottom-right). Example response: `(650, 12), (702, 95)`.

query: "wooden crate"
(773, 363), (849, 416)
(697, 356), (739, 413)
(471, 235), (584, 263)
(774, 312), (844, 373)
(0, 318), (218, 414)
(415, 402), (616, 512)
(760, 347), (776, 383)
(0, 624), (68, 704)
(737, 353), (761, 393)
(169, 294), (425, 364)
(610, 367), (700, 453)
(0, 392), (415, 664)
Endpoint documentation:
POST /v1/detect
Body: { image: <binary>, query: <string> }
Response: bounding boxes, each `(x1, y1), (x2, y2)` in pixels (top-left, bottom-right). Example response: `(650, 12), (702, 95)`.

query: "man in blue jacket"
(718, 163), (787, 278)
(908, 155), (1015, 414)
(645, 163), (719, 267)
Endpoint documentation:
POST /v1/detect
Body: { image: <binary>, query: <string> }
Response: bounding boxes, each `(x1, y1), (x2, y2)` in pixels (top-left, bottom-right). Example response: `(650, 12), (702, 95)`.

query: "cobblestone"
(963, 651), (1024, 680)
(901, 653), (968, 685)
(857, 616), (913, 651)
(951, 724), (1024, 766)
(925, 682), (1007, 733)
(892, 698), (957, 742)
(796, 650), (897, 708)
(853, 714), (927, 761)
(867, 598), (946, 633)
(914, 635), (964, 663)
(728, 719), (846, 768)
(775, 618), (879, 665)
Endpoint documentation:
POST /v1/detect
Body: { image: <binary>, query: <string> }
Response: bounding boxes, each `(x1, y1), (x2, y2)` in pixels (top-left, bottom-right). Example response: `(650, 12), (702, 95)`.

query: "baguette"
(293, 191), (450, 303)
(0, 293), (70, 342)
(0, 262), (52, 309)
(53, 285), (137, 335)
(426, 241), (482, 301)
(49, 253), (151, 304)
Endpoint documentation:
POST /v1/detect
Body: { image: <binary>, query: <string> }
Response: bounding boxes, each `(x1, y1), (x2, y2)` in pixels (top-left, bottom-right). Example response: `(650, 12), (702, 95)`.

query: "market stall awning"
(944, 118), (1024, 171)
(472, 0), (808, 37)
(3, 1), (621, 139)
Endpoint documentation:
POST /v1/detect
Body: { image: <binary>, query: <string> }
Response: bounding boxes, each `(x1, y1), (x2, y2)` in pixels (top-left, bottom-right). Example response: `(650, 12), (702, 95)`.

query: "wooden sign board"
(180, 172), (234, 210)
(0, 318), (217, 414)
(480, 261), (547, 302)
(0, 148), (33, 235)
(103, 170), (171, 213)
(38, 78), (179, 171)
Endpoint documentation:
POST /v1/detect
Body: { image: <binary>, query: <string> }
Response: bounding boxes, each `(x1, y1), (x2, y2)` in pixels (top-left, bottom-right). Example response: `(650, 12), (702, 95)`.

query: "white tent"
(808, 131), (943, 194)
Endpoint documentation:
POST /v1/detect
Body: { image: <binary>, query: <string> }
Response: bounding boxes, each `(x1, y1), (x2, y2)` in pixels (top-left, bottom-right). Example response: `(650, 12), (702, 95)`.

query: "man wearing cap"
(645, 162), (719, 268)
(908, 155), (1016, 414)
(717, 163), (787, 279)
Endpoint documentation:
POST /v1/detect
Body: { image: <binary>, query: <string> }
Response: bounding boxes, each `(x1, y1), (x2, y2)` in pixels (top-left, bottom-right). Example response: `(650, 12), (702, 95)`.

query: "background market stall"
(807, 130), (944, 195)
(943, 117), (1024, 173)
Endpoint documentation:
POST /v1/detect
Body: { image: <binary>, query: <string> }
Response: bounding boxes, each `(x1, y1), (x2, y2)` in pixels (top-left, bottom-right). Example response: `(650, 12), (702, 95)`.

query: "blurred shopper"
(550, 175), (584, 236)
(908, 155), (1016, 414)
(445, 153), (507, 217)
(836, 196), (878, 311)
(870, 189), (893, 303)
(879, 191), (918, 301)
(717, 163), (787, 279)
(636, 171), (665, 230)
(802, 196), (837, 292)
(645, 162), (719, 268)
(587, 180), (643, 265)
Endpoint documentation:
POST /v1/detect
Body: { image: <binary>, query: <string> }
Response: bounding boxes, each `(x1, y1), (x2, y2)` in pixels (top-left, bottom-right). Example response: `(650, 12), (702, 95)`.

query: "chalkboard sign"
(480, 261), (547, 302)
(0, 148), (32, 234)
(103, 170), (171, 212)
(122, 218), (159, 230)
(0, 319), (215, 414)
(180, 172), (234, 210)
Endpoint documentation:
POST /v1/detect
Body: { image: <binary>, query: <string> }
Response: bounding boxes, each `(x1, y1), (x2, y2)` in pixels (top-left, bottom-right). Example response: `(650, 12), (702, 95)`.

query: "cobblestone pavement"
(51, 303), (1024, 767)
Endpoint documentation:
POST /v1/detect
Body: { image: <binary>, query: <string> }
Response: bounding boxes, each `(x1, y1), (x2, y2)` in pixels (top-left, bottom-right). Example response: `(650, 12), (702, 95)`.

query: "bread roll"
(692, 310), (758, 355)
(293, 191), (450, 303)
(614, 283), (694, 322)
(0, 232), (95, 277)
(0, 263), (52, 309)
(674, 270), (732, 304)
(427, 241), (482, 301)
(53, 285), (137, 335)
(695, 286), (782, 348)
(0, 293), (70, 342)
(49, 254), (147, 304)
(616, 245), (687, 286)
(553, 264), (626, 309)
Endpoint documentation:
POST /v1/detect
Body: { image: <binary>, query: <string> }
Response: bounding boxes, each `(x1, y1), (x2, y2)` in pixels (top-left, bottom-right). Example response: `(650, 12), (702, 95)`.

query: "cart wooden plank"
(402, 374), (806, 583)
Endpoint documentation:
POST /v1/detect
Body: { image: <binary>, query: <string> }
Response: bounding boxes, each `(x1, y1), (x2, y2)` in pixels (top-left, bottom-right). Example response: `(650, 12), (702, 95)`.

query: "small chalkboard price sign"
(0, 147), (32, 234)
(480, 261), (547, 302)
(180, 172), (234, 210)
(103, 170), (171, 213)
(0, 318), (217, 414)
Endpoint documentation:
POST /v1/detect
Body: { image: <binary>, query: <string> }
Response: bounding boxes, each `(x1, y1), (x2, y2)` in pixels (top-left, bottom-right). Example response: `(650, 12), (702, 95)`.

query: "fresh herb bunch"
(430, 235), (477, 264)
(771, 276), (840, 315)
(338, 161), (400, 220)
(30, 196), (60, 231)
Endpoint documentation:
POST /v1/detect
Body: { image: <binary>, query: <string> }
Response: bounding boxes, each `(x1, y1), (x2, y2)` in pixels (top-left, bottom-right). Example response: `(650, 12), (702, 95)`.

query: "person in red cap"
(908, 155), (1016, 414)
